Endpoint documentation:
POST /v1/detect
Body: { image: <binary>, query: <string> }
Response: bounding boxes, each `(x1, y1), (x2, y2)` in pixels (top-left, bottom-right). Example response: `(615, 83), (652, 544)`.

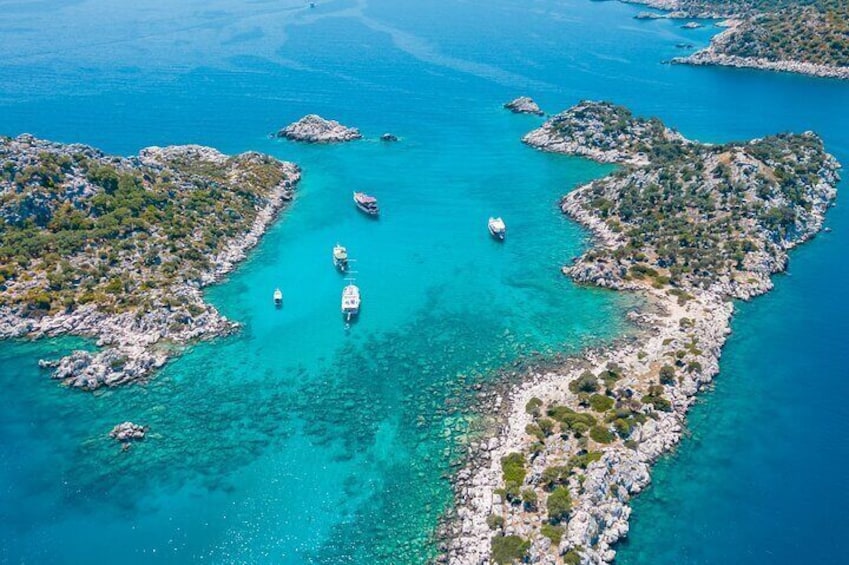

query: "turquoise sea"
(1, 1), (847, 563)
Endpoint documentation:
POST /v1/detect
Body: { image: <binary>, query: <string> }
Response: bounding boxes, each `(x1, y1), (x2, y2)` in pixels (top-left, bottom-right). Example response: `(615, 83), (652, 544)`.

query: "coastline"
(0, 139), (301, 389)
(622, 1), (849, 81)
(440, 102), (840, 564)
(671, 21), (849, 81)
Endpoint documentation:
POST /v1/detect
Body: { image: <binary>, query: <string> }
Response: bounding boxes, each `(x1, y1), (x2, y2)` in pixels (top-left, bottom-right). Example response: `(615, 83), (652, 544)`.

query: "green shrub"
(521, 488), (538, 510)
(537, 417), (555, 436)
(525, 423), (545, 442)
(501, 452), (526, 485)
(564, 548), (582, 565)
(525, 397), (543, 415)
(614, 418), (633, 438)
(589, 394), (614, 412)
(541, 465), (569, 489)
(569, 370), (599, 394)
(501, 452), (526, 502)
(642, 385), (672, 412)
(659, 365), (676, 385)
(590, 425), (614, 444)
(568, 450), (602, 470)
(491, 535), (530, 565)
(540, 523), (563, 546)
(486, 514), (504, 531)
(547, 486), (572, 523)
(546, 406), (597, 433)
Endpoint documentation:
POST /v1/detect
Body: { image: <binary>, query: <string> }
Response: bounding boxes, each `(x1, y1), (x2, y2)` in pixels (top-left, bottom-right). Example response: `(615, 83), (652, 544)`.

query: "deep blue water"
(1, 0), (847, 563)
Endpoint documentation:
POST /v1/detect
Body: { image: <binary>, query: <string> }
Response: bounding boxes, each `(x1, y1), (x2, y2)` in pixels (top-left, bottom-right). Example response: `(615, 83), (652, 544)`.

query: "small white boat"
(341, 284), (361, 321)
(333, 244), (349, 272)
(273, 288), (283, 306)
(488, 216), (506, 240)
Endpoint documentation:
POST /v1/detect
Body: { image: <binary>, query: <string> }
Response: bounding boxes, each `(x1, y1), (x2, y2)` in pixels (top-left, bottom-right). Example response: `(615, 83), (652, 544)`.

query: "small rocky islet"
(504, 97), (544, 116)
(0, 135), (300, 389)
(277, 113), (362, 143)
(440, 101), (840, 564)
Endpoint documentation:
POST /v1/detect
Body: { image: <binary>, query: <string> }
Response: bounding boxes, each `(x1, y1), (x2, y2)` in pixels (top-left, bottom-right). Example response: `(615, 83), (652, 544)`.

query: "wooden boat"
(354, 191), (379, 216)
(488, 216), (506, 240)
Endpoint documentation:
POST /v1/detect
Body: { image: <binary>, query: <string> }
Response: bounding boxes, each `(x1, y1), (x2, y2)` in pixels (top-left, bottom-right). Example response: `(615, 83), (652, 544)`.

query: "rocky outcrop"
(523, 100), (685, 166)
(442, 102), (840, 564)
(110, 421), (147, 442)
(504, 97), (544, 116)
(277, 114), (362, 143)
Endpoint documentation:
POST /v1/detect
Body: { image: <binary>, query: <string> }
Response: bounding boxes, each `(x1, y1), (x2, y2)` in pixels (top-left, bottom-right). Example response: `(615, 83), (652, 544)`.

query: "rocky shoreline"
(0, 137), (300, 389)
(439, 102), (840, 564)
(671, 21), (849, 81)
(624, 1), (849, 81)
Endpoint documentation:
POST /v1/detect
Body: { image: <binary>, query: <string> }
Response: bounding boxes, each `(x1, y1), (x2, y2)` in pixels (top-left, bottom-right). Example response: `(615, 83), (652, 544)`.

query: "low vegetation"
(0, 137), (298, 320)
(538, 102), (839, 298)
(491, 534), (530, 565)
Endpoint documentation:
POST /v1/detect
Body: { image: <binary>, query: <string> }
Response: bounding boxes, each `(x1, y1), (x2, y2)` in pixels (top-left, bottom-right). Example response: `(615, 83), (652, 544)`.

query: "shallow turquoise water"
(1, 1), (847, 563)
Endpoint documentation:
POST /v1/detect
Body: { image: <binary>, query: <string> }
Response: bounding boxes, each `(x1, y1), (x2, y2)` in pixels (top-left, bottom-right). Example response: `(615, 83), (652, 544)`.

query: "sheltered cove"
(0, 136), (300, 389)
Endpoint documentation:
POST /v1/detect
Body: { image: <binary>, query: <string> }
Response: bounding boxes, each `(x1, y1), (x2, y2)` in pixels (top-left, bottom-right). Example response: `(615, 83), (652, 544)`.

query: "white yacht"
(488, 216), (506, 240)
(273, 288), (283, 306)
(341, 284), (361, 321)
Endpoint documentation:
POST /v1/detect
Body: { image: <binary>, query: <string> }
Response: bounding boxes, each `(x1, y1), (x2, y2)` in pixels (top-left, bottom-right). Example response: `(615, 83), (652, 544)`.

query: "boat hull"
(355, 201), (379, 216)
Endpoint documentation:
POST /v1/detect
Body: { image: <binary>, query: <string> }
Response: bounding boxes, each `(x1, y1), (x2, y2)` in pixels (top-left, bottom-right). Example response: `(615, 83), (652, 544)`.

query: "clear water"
(1, 1), (847, 563)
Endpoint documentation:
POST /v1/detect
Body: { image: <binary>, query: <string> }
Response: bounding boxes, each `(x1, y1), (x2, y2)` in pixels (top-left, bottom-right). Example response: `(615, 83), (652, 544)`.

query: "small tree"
(659, 365), (676, 385)
(547, 486), (572, 523)
(521, 488), (538, 511)
(525, 397), (543, 415)
(590, 425), (615, 444)
(491, 535), (530, 565)
(569, 370), (599, 394)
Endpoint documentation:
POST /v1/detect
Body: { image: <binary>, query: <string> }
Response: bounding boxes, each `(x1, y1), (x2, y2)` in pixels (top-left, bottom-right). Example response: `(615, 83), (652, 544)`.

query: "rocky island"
(626, 0), (849, 80)
(504, 97), (545, 116)
(0, 135), (300, 389)
(441, 101), (840, 564)
(277, 114), (362, 143)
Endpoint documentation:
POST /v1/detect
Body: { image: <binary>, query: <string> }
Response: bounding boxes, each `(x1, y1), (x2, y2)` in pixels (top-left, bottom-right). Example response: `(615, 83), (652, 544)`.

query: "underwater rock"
(109, 421), (147, 443)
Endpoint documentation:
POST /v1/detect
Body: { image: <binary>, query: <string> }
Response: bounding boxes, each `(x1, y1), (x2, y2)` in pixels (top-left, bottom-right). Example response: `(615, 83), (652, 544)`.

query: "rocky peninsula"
(441, 101), (840, 564)
(625, 0), (849, 80)
(504, 97), (544, 116)
(0, 135), (300, 389)
(277, 114), (362, 143)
